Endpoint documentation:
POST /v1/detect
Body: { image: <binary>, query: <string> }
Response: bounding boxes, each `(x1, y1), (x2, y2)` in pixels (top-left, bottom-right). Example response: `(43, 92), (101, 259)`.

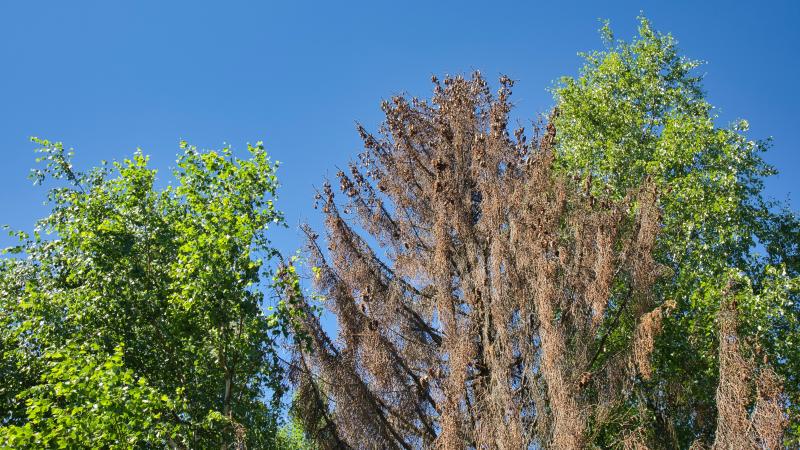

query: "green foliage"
(554, 17), (800, 446)
(1, 139), (304, 448)
(275, 416), (314, 450)
(2, 343), (178, 449)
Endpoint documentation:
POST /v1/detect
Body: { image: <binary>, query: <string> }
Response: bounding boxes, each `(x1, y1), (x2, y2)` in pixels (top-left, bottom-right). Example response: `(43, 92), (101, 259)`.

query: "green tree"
(1, 139), (306, 448)
(554, 17), (800, 447)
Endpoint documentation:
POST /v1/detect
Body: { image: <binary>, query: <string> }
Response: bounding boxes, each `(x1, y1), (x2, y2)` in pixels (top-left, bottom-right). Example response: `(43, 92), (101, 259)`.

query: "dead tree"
(285, 73), (784, 449)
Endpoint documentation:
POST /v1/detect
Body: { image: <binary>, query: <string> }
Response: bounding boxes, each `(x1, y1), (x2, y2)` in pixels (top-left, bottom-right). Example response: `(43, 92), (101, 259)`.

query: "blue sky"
(1, 1), (798, 257)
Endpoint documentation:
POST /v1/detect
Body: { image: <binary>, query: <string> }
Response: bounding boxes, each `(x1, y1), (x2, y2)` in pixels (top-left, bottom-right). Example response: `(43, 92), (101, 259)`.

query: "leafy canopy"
(554, 16), (800, 446)
(1, 139), (307, 448)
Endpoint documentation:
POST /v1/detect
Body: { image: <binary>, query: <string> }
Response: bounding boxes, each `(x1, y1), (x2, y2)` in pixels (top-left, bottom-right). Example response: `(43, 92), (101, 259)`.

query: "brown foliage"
(285, 74), (786, 449)
(702, 283), (787, 450)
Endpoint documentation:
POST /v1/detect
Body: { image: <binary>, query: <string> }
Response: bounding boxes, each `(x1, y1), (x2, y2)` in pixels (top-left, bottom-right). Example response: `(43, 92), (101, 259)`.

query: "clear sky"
(1, 1), (798, 256)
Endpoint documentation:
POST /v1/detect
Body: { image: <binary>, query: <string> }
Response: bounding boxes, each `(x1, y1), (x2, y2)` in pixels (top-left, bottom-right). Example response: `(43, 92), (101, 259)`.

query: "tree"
(0, 139), (307, 448)
(285, 19), (797, 449)
(554, 17), (800, 447)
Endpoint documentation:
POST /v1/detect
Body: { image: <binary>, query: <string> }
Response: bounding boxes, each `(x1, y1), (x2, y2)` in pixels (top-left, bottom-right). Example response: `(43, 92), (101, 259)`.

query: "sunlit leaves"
(0, 140), (307, 448)
(554, 16), (800, 446)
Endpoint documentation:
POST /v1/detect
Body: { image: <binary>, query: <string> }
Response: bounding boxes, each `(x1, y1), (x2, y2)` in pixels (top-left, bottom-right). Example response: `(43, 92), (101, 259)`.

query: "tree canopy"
(1, 140), (307, 448)
(554, 17), (800, 446)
